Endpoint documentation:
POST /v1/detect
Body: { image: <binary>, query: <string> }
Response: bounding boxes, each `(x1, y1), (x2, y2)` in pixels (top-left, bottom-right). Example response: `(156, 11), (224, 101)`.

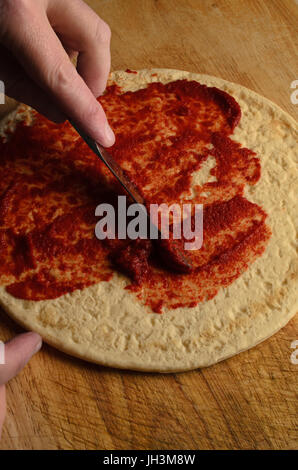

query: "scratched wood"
(0, 0), (297, 450)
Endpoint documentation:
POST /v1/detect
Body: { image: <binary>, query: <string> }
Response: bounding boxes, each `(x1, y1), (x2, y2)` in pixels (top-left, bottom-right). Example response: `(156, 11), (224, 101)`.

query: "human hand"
(0, 0), (115, 147)
(0, 332), (42, 440)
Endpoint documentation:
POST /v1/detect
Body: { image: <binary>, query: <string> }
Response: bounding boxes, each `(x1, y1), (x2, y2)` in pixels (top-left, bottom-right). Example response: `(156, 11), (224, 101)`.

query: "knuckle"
(47, 58), (74, 93)
(94, 19), (111, 44)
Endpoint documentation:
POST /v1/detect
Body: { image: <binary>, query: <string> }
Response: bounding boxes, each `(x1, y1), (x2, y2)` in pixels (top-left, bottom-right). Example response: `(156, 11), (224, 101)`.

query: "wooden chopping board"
(0, 0), (297, 450)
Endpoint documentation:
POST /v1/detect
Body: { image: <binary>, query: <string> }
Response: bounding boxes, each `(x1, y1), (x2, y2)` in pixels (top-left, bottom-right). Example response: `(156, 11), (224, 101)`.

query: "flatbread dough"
(0, 69), (297, 372)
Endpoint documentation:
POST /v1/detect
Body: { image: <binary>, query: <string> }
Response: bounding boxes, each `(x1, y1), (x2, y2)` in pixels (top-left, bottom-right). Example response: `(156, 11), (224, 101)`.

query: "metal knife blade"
(69, 119), (192, 273)
(69, 119), (144, 205)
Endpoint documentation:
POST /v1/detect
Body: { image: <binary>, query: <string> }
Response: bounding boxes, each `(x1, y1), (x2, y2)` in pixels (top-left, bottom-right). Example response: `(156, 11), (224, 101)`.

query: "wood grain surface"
(0, 0), (297, 450)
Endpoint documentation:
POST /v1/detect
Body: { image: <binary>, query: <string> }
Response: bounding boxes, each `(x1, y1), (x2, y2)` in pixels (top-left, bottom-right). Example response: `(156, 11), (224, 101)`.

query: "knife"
(69, 120), (192, 273)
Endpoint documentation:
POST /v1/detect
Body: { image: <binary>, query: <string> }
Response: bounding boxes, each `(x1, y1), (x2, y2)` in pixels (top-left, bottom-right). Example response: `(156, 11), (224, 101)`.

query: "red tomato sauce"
(0, 79), (271, 312)
(125, 69), (138, 74)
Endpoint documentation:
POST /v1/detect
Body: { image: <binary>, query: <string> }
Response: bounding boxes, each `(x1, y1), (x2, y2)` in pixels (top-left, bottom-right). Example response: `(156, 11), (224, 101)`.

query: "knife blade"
(69, 119), (192, 273)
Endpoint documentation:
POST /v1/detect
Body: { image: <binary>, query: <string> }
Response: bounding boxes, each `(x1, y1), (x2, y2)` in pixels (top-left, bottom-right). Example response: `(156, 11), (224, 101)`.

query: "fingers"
(9, 75), (67, 123)
(0, 332), (42, 386)
(47, 0), (111, 98)
(0, 44), (65, 122)
(1, 0), (115, 146)
(0, 330), (41, 440)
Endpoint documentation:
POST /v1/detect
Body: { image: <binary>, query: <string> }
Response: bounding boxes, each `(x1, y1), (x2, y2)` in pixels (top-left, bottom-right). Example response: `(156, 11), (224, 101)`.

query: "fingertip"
(1, 332), (42, 384)
(5, 331), (42, 357)
(23, 332), (42, 355)
(76, 103), (115, 147)
(102, 122), (115, 147)
(92, 104), (115, 147)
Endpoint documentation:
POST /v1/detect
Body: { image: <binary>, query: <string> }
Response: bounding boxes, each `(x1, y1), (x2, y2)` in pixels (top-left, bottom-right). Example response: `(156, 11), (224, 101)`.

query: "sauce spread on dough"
(0, 80), (271, 312)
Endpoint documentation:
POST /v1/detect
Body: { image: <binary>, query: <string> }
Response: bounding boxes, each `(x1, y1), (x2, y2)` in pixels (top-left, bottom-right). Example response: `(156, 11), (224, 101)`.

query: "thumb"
(0, 332), (42, 385)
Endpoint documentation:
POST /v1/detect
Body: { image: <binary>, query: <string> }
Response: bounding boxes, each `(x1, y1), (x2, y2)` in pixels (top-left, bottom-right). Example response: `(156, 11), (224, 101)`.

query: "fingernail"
(32, 336), (42, 355)
(104, 122), (115, 147)
(33, 340), (42, 355)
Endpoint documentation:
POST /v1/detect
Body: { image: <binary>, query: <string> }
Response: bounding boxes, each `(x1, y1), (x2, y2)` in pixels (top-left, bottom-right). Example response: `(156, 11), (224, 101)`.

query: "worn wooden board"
(0, 0), (297, 450)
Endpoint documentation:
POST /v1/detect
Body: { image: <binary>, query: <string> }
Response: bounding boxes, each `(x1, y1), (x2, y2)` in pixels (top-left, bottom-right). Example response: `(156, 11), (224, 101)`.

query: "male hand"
(0, 0), (115, 146)
(0, 332), (42, 440)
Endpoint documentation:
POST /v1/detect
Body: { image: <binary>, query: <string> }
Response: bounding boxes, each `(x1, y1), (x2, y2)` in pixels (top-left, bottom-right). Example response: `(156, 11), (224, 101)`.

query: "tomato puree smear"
(0, 79), (271, 313)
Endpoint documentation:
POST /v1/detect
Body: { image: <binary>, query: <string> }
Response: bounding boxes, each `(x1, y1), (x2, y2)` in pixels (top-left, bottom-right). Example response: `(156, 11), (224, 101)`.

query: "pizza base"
(0, 69), (297, 372)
